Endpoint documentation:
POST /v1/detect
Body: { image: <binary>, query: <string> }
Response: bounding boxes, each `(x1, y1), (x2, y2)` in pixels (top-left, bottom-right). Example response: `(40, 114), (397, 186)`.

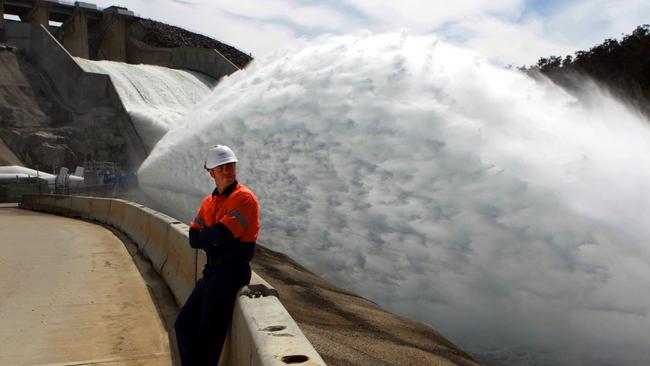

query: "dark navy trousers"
(174, 263), (251, 366)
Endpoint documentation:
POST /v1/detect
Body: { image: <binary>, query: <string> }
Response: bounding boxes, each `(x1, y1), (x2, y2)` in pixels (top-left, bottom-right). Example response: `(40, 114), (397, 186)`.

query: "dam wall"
(127, 37), (239, 81)
(3, 21), (32, 51)
(29, 22), (109, 109)
(1, 1), (244, 170)
(19, 194), (326, 366)
(1, 0), (242, 80)
(27, 23), (147, 167)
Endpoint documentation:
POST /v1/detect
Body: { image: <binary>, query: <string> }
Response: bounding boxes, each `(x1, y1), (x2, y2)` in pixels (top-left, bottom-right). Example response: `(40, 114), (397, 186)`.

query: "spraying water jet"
(136, 32), (650, 365)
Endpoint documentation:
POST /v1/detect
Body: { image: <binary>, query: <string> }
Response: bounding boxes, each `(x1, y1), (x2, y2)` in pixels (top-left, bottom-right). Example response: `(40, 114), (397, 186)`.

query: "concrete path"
(0, 207), (174, 365)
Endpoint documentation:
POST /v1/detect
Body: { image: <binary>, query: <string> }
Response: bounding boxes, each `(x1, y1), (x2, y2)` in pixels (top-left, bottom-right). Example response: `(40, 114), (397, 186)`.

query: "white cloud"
(444, 16), (576, 66)
(89, 0), (650, 64)
(542, 0), (650, 51)
(343, 0), (525, 31)
(92, 0), (301, 56)
(197, 0), (356, 30)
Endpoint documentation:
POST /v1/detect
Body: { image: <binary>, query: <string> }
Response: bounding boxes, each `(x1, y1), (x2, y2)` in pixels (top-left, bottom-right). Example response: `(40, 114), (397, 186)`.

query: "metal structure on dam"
(1, 0), (239, 79)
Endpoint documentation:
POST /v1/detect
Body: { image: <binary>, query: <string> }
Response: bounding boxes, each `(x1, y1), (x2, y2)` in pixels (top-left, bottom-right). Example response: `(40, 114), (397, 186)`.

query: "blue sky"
(94, 0), (650, 66)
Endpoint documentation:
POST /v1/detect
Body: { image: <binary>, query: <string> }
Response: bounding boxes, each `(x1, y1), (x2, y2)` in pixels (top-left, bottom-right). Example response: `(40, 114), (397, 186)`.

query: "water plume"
(138, 32), (650, 364)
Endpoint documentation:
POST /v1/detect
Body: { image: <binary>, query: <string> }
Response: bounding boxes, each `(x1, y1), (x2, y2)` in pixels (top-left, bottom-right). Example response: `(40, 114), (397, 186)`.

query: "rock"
(35, 142), (67, 168)
(33, 131), (64, 141)
(133, 19), (253, 69)
(0, 43), (17, 53)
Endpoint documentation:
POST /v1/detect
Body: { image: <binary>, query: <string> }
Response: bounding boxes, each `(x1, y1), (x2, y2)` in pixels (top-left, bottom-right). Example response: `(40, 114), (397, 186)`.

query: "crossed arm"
(189, 223), (235, 250)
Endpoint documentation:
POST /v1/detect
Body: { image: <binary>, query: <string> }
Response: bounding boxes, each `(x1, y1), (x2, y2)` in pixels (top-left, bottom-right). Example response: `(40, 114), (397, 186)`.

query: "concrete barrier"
(69, 195), (91, 218)
(161, 223), (195, 305)
(226, 295), (326, 366)
(18, 194), (37, 210)
(51, 194), (72, 215)
(37, 194), (54, 212)
(141, 211), (177, 273)
(86, 197), (112, 222)
(106, 198), (128, 229)
(18, 194), (327, 366)
(119, 203), (150, 250)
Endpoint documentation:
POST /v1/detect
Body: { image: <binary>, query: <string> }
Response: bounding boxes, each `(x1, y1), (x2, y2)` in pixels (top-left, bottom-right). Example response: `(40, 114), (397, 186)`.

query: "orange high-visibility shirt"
(190, 182), (260, 243)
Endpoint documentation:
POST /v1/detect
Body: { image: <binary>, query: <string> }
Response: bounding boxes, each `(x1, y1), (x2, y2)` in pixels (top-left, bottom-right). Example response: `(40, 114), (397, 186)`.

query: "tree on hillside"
(524, 25), (650, 117)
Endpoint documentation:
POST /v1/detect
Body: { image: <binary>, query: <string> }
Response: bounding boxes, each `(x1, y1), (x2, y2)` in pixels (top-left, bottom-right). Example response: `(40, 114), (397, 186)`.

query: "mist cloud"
(138, 32), (650, 364)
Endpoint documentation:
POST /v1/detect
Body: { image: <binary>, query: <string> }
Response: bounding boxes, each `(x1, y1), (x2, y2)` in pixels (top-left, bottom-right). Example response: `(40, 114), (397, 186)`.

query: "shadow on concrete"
(103, 223), (182, 366)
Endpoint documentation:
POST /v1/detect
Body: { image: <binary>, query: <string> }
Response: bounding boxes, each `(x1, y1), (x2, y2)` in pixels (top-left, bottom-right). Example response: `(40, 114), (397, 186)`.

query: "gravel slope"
(252, 245), (482, 366)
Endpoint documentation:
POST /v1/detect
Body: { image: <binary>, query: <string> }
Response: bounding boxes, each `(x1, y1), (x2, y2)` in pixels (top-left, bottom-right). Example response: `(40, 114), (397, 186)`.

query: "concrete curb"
(227, 296), (326, 366)
(107, 198), (128, 228)
(18, 194), (327, 366)
(141, 210), (173, 273)
(120, 203), (150, 251)
(69, 195), (91, 218)
(162, 223), (195, 305)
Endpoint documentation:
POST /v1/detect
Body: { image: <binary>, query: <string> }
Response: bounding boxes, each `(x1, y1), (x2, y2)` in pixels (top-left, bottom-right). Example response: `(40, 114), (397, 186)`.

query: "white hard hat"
(204, 145), (238, 169)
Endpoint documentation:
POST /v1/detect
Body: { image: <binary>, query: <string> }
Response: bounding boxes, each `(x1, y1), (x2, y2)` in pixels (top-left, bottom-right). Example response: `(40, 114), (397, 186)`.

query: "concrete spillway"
(74, 58), (215, 151)
(1, 15), (240, 170)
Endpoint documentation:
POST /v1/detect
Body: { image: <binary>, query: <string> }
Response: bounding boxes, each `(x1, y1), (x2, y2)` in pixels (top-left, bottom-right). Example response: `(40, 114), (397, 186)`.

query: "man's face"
(209, 162), (237, 188)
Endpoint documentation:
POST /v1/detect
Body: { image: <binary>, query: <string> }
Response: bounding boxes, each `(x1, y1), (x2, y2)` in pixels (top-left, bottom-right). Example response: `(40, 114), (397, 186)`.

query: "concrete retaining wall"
(3, 21), (31, 51)
(170, 46), (239, 81)
(28, 23), (108, 110)
(126, 37), (172, 67)
(26, 23), (147, 168)
(126, 37), (239, 80)
(19, 194), (326, 366)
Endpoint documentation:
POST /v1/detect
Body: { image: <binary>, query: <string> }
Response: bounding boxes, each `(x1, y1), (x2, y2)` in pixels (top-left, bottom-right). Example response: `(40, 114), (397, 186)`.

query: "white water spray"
(138, 33), (650, 364)
(75, 58), (214, 150)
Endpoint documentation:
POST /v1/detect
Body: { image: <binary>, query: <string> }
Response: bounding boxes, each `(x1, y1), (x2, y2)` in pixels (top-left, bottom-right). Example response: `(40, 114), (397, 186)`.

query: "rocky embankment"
(1, 14), (254, 170)
(0, 44), (138, 171)
(135, 18), (253, 69)
(252, 245), (481, 366)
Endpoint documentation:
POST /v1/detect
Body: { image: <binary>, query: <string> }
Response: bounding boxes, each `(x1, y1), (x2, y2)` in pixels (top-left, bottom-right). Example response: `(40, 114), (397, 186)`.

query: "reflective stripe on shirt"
(193, 216), (205, 228)
(227, 210), (248, 231)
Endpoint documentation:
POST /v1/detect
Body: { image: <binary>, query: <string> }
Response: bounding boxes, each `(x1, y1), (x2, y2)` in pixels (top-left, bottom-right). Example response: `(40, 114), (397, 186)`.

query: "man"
(174, 144), (260, 365)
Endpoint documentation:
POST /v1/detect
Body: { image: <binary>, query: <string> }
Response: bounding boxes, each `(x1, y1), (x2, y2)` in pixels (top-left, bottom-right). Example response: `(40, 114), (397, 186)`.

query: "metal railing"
(0, 180), (125, 203)
(0, 179), (50, 203)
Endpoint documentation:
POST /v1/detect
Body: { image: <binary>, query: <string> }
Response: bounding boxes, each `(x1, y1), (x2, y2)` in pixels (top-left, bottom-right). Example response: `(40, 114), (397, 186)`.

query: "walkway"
(0, 206), (174, 365)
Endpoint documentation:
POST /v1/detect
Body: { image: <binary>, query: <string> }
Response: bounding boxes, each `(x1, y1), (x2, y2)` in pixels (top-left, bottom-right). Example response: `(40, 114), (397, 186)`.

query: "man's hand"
(198, 223), (235, 249)
(189, 227), (210, 249)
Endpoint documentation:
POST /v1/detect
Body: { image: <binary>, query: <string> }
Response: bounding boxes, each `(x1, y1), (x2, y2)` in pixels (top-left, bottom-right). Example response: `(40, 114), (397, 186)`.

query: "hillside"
(0, 45), (140, 171)
(134, 18), (253, 69)
(524, 25), (650, 117)
(252, 245), (481, 366)
(117, 189), (483, 365)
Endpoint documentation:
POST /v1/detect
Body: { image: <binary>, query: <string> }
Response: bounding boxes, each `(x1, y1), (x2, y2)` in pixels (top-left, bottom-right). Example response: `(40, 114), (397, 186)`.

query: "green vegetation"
(524, 25), (650, 117)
